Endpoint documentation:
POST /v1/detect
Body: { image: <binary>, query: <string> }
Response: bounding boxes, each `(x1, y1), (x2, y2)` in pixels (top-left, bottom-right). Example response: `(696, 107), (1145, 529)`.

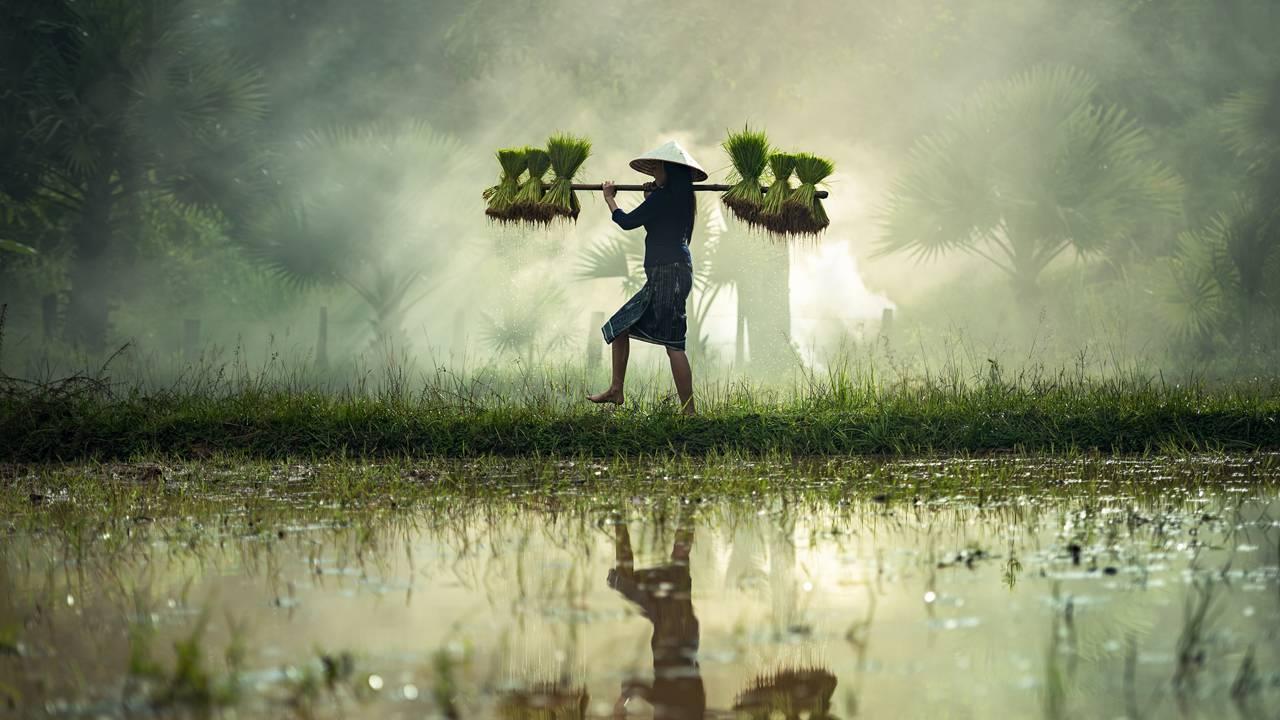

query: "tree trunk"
(1014, 276), (1041, 305)
(878, 308), (894, 343)
(586, 310), (603, 371)
(367, 289), (408, 355)
(41, 293), (58, 342)
(686, 301), (703, 359)
(1239, 299), (1257, 356)
(316, 306), (329, 371)
(737, 242), (792, 374)
(1008, 249), (1045, 340)
(372, 308), (406, 357)
(734, 307), (746, 368)
(1009, 251), (1041, 303)
(65, 175), (115, 355)
(182, 318), (201, 360)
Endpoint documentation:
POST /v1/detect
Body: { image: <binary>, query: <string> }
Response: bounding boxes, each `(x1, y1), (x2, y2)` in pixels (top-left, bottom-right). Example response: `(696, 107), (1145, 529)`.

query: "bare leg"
(608, 521), (643, 602)
(614, 523), (634, 572)
(666, 347), (695, 415)
(672, 505), (695, 563)
(588, 331), (628, 404)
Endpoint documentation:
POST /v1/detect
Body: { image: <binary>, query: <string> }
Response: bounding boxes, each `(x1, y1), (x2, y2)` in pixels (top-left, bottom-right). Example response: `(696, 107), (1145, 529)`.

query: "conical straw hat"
(629, 140), (708, 182)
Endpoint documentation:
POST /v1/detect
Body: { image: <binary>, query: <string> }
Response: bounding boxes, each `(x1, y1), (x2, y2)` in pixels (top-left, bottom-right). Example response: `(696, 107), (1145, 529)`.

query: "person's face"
(652, 162), (667, 185)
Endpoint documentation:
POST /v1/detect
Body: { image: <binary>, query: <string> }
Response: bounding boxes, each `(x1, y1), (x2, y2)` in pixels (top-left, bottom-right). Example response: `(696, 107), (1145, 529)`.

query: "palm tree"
(1218, 82), (1280, 337)
(712, 213), (794, 373)
(1, 0), (268, 353)
(1155, 228), (1225, 349)
(242, 123), (472, 353)
(479, 281), (571, 365)
(1158, 80), (1280, 353)
(878, 65), (1183, 302)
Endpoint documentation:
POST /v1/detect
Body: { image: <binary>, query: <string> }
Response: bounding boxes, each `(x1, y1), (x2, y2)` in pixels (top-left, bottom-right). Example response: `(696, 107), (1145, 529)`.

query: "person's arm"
(613, 680), (653, 718)
(604, 180), (665, 230)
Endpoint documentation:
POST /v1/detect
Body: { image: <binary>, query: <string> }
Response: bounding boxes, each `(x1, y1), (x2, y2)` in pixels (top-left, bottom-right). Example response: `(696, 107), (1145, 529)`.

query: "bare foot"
(587, 388), (624, 405)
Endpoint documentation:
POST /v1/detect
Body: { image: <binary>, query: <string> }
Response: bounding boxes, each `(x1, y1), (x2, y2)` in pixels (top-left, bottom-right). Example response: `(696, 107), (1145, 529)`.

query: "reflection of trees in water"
(718, 503), (814, 638)
(479, 509), (597, 715)
(715, 502), (854, 718)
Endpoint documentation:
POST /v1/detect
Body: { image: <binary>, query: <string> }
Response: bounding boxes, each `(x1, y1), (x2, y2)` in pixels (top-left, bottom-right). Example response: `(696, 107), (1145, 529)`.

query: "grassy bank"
(3, 370), (1279, 460)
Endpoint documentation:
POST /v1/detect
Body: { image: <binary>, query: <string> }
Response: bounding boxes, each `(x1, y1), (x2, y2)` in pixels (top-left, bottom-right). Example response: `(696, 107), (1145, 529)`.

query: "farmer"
(607, 510), (705, 719)
(587, 141), (706, 415)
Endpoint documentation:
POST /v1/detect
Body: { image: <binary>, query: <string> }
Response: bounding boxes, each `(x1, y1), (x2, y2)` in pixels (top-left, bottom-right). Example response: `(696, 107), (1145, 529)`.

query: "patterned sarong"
(601, 262), (692, 351)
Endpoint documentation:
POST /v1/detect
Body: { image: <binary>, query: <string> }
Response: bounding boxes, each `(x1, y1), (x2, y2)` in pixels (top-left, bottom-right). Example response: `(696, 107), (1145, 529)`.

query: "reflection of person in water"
(608, 515), (705, 720)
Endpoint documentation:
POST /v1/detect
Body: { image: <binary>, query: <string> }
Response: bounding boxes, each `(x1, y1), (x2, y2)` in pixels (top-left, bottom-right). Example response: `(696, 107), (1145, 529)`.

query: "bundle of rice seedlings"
(733, 666), (838, 720)
(497, 682), (588, 720)
(759, 152), (797, 236)
(790, 152), (835, 236)
(512, 146), (554, 224)
(721, 127), (771, 228)
(542, 133), (592, 221)
(484, 148), (528, 222)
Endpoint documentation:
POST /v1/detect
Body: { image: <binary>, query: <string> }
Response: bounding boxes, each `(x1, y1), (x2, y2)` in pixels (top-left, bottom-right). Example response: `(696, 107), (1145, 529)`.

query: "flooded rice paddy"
(2, 456), (1279, 719)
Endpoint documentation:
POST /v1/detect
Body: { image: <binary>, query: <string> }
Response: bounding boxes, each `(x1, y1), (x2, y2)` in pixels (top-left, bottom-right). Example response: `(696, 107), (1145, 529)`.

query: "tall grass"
(2, 347), (1278, 459)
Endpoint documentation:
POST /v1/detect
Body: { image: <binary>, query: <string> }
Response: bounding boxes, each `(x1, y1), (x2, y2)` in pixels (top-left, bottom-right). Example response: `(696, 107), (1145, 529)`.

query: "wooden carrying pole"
(556, 183), (829, 198)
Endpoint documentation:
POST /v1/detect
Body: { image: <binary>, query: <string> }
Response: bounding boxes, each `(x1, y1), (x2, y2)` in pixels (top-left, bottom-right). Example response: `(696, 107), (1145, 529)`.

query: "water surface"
(2, 456), (1278, 718)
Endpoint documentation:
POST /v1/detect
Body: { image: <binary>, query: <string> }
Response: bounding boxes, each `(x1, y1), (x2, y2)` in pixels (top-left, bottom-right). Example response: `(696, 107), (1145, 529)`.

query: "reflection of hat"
(629, 140), (708, 182)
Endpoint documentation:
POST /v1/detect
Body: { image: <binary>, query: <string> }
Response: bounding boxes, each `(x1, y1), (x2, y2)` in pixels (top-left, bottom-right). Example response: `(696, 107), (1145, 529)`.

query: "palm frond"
(575, 234), (639, 281)
(479, 281), (570, 360)
(479, 308), (538, 358)
(1158, 229), (1225, 342)
(1220, 90), (1280, 168)
(0, 239), (37, 256)
(876, 129), (996, 261)
(240, 200), (348, 288)
(1210, 194), (1280, 303)
(877, 63), (1183, 277)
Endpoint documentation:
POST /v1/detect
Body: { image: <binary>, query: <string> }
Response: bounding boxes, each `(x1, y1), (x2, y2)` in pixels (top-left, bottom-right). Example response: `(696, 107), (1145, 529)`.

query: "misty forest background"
(2, 0), (1278, 388)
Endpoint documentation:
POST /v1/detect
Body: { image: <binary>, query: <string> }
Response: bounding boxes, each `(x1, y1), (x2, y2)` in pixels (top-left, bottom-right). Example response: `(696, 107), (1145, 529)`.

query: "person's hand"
(602, 180), (617, 200)
(642, 181), (656, 198)
(613, 680), (648, 717)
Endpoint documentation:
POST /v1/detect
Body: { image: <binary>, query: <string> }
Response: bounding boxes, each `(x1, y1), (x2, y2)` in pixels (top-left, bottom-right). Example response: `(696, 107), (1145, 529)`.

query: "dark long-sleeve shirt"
(611, 186), (694, 269)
